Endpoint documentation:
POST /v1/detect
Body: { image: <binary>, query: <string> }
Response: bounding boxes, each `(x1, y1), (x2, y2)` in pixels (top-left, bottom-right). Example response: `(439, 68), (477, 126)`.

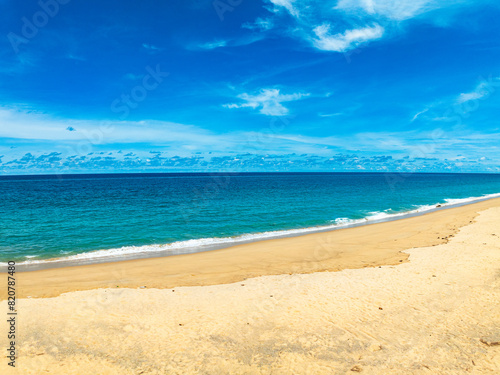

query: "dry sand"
(1, 199), (499, 374)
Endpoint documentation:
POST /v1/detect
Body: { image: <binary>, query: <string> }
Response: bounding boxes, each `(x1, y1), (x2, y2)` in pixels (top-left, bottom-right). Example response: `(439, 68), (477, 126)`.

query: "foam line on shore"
(5, 192), (500, 268)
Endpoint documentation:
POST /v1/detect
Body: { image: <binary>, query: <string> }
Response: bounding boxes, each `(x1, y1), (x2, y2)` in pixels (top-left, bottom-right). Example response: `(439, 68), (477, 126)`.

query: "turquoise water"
(1, 172), (500, 266)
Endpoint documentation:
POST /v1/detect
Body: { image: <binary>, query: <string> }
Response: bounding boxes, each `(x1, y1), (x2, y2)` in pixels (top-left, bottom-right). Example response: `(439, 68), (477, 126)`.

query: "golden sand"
(5, 198), (500, 300)
(1, 199), (499, 374)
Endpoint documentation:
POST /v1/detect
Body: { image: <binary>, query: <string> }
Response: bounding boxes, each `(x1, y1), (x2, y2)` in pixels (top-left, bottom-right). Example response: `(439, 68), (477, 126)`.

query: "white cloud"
(312, 23), (384, 52)
(242, 17), (274, 31)
(223, 88), (309, 116)
(319, 112), (342, 117)
(192, 35), (265, 51)
(456, 81), (495, 104)
(198, 40), (228, 50)
(255, 0), (487, 53)
(265, 129), (500, 160)
(142, 43), (163, 52)
(457, 91), (485, 104)
(335, 0), (438, 21)
(2, 106), (499, 170)
(411, 108), (429, 122)
(269, 0), (299, 17)
(411, 76), (500, 124)
(0, 107), (219, 145)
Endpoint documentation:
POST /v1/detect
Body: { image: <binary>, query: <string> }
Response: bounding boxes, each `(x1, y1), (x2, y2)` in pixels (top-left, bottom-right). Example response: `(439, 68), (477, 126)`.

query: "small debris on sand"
(480, 336), (500, 346)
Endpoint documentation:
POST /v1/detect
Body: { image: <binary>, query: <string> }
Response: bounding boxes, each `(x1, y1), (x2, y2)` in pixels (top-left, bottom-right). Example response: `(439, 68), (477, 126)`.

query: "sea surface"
(1, 172), (500, 268)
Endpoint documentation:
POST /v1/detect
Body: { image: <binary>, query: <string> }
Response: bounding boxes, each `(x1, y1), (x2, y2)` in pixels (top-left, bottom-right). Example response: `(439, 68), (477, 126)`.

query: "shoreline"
(8, 192), (500, 271)
(3, 197), (500, 300)
(1, 196), (499, 373)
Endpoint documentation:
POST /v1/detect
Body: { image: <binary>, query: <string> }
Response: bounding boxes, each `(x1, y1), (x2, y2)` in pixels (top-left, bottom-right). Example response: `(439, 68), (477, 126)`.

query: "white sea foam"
(5, 192), (500, 267)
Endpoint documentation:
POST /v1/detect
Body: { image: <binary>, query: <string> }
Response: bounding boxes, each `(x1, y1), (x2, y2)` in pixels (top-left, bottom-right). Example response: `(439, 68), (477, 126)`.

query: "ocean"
(1, 172), (500, 268)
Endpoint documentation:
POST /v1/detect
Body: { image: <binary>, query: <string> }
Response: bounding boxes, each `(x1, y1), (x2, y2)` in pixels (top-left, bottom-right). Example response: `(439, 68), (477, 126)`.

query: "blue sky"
(1, 0), (499, 173)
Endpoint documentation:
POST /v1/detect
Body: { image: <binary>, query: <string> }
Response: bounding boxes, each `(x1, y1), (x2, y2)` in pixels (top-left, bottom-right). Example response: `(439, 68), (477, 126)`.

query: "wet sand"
(3, 198), (500, 300)
(0, 198), (499, 374)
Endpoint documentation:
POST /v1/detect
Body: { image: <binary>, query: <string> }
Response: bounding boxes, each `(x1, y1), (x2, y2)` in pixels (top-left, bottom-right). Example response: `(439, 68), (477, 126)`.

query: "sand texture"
(0, 201), (499, 374)
(4, 198), (500, 300)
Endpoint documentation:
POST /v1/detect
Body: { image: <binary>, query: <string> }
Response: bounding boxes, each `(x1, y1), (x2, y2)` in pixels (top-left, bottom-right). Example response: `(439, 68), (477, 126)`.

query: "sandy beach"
(1, 198), (499, 374)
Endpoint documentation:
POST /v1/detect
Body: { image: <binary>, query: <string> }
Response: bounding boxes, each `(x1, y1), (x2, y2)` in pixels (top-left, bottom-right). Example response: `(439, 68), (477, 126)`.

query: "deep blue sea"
(1, 172), (500, 267)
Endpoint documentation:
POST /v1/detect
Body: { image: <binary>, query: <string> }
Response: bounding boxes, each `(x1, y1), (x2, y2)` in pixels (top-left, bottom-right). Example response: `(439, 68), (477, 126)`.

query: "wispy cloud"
(242, 17), (274, 31)
(312, 23), (384, 52)
(6, 105), (495, 157)
(412, 76), (500, 124)
(191, 35), (265, 51)
(335, 0), (440, 21)
(457, 91), (484, 104)
(65, 54), (86, 61)
(198, 40), (228, 50)
(1, 106), (499, 173)
(253, 0), (489, 53)
(319, 112), (343, 117)
(411, 108), (429, 122)
(456, 80), (494, 104)
(123, 73), (143, 80)
(0, 106), (218, 146)
(142, 43), (163, 53)
(223, 88), (310, 116)
(269, 0), (299, 17)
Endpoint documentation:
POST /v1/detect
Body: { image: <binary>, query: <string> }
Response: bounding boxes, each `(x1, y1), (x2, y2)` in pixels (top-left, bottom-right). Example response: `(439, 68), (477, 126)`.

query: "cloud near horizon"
(0, 0), (499, 173)
(1, 106), (499, 173)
